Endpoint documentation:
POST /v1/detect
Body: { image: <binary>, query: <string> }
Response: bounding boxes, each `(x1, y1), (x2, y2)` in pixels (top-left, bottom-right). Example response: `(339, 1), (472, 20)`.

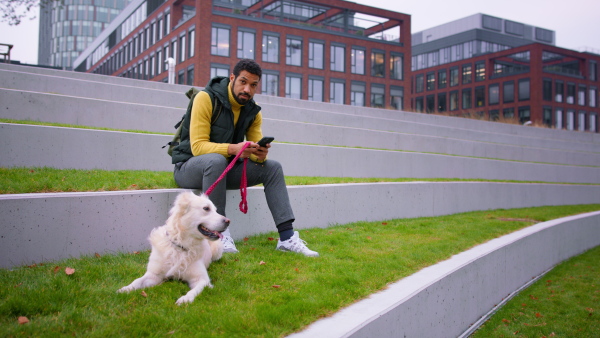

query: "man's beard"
(234, 91), (250, 105)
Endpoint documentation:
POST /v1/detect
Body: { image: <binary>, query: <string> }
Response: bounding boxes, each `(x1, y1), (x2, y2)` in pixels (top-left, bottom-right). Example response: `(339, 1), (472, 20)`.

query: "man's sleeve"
(246, 112), (266, 163)
(189, 91), (230, 157)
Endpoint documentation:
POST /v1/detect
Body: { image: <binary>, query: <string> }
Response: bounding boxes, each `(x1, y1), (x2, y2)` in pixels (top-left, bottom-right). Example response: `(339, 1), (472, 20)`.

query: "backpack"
(163, 87), (223, 156)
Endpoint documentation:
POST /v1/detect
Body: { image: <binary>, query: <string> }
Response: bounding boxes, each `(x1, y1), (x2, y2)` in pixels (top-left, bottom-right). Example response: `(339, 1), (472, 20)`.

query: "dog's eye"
(203, 206), (210, 211)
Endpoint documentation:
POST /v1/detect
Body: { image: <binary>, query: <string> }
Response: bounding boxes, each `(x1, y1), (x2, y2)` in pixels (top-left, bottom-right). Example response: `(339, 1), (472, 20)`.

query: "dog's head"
(169, 191), (230, 241)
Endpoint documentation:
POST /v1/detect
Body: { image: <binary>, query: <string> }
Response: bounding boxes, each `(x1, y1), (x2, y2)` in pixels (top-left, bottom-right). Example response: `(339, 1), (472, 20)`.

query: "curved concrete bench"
(288, 211), (600, 338)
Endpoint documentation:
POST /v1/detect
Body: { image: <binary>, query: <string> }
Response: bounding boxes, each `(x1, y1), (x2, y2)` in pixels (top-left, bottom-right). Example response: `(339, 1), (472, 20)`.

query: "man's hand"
(228, 142), (255, 159)
(254, 142), (270, 161)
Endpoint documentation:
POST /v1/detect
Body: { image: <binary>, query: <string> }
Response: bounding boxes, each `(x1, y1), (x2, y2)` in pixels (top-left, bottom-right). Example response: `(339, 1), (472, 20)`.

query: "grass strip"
(1, 205), (598, 336)
(0, 167), (589, 194)
(472, 245), (600, 337)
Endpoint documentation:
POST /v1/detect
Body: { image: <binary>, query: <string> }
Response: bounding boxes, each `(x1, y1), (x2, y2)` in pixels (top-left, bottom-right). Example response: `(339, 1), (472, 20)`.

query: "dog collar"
(166, 231), (189, 252)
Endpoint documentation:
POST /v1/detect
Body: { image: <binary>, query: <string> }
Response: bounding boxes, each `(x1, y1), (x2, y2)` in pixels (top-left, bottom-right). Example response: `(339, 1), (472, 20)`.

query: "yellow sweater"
(189, 85), (264, 162)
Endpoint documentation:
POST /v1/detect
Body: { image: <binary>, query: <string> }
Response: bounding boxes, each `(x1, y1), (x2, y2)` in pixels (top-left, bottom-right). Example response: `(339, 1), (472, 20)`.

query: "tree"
(0, 0), (59, 26)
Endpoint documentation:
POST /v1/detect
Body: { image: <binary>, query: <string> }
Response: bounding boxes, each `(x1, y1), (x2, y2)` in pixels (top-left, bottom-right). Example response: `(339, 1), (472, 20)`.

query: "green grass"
(1, 205), (598, 337)
(472, 245), (600, 337)
(1, 167), (593, 194)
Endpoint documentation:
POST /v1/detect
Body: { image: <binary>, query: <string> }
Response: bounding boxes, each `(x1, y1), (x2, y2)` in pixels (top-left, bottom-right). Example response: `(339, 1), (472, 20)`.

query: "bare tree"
(1, 0), (59, 26)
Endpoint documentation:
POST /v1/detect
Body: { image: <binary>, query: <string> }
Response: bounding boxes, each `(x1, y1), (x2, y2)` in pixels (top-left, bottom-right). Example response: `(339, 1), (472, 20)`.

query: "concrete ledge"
(289, 211), (600, 338)
(1, 182), (599, 268)
(1, 123), (599, 183)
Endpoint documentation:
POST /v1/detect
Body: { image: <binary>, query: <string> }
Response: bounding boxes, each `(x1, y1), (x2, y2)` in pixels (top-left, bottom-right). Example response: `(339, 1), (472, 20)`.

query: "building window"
(566, 110), (575, 130)
(330, 45), (345, 72)
(462, 64), (472, 84)
(186, 65), (194, 86)
(578, 111), (586, 131)
(237, 30), (255, 59)
(308, 40), (324, 69)
(308, 77), (324, 102)
(351, 82), (366, 106)
(415, 97), (424, 112)
(543, 106), (552, 127)
(566, 82), (575, 104)
(177, 69), (185, 84)
(170, 39), (177, 65)
(543, 78), (552, 101)
(489, 109), (499, 121)
(390, 53), (403, 80)
(330, 79), (345, 104)
(285, 74), (301, 99)
(415, 74), (424, 93)
(426, 95), (435, 113)
(475, 86), (485, 107)
(371, 50), (385, 77)
(518, 78), (530, 101)
(489, 84), (499, 105)
(262, 34), (279, 63)
(351, 47), (365, 74)
(578, 85), (586, 106)
(475, 62), (485, 81)
(518, 106), (530, 124)
(390, 86), (404, 110)
(263, 73), (279, 96)
(449, 91), (458, 111)
(286, 36), (302, 66)
(462, 88), (472, 109)
(210, 63), (229, 78)
(437, 92), (446, 112)
(438, 69), (447, 89)
(589, 113), (597, 132)
(449, 67), (459, 86)
(590, 87), (597, 107)
(179, 34), (186, 62)
(371, 84), (385, 108)
(211, 26), (229, 57)
(555, 81), (564, 102)
(503, 107), (514, 119)
(590, 61), (597, 81)
(188, 29), (195, 58)
(426, 72), (435, 91)
(555, 109), (563, 129)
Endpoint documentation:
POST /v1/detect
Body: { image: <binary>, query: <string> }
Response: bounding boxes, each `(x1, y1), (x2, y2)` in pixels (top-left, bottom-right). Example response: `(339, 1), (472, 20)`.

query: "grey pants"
(173, 153), (295, 226)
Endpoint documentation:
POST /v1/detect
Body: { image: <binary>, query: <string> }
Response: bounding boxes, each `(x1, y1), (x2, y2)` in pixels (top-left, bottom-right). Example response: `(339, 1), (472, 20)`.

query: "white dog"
(118, 191), (230, 305)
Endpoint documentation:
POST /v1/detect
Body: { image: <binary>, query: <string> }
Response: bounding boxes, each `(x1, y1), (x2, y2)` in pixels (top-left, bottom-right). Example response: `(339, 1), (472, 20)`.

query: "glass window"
(437, 92), (446, 112)
(262, 34), (279, 63)
(449, 67), (458, 86)
(179, 34), (186, 62)
(566, 83), (575, 104)
(186, 66), (194, 86)
(555, 81), (564, 102)
(330, 45), (345, 72)
(237, 30), (255, 59)
(426, 72), (435, 91)
(475, 86), (485, 107)
(518, 106), (530, 124)
(438, 69), (447, 89)
(371, 51), (385, 77)
(503, 108), (514, 119)
(371, 84), (385, 108)
(566, 110), (575, 130)
(462, 88), (472, 109)
(415, 97), (424, 112)
(578, 85), (586, 106)
(177, 69), (184, 84)
(589, 113), (597, 132)
(351, 82), (365, 106)
(555, 109), (563, 129)
(286, 37), (302, 66)
(475, 62), (485, 81)
(426, 95), (435, 113)
(263, 73), (279, 96)
(351, 48), (365, 75)
(211, 26), (229, 57)
(285, 75), (301, 99)
(450, 91), (458, 111)
(390, 86), (403, 110)
(390, 54), (403, 80)
(309, 41), (324, 69)
(210, 64), (229, 78)
(578, 111), (586, 131)
(489, 84), (499, 105)
(543, 78), (552, 101)
(543, 107), (552, 127)
(330, 80), (345, 104)
(590, 87), (597, 107)
(308, 77), (323, 102)
(188, 29), (195, 58)
(590, 61), (597, 81)
(415, 74), (424, 93)
(489, 109), (499, 121)
(462, 64), (472, 84)
(518, 78), (530, 101)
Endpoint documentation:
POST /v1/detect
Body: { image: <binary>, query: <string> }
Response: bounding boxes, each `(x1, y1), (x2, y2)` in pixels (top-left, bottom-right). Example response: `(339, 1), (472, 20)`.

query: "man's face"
(230, 70), (260, 105)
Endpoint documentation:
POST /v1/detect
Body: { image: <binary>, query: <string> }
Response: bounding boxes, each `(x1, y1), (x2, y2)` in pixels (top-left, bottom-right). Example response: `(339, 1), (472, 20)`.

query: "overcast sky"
(1, 0), (599, 65)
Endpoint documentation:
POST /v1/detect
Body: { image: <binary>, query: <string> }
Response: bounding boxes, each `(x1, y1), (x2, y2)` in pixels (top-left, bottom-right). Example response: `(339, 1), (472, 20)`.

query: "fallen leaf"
(367, 236), (372, 240)
(95, 253), (101, 258)
(502, 318), (510, 323)
(133, 251), (140, 254)
(65, 267), (75, 275)
(243, 237), (249, 242)
(535, 312), (543, 318)
(529, 295), (538, 300)
(18, 316), (29, 324)
(267, 237), (275, 241)
(259, 261), (266, 265)
(295, 268), (299, 272)
(382, 222), (388, 225)
(53, 266), (61, 273)
(141, 291), (148, 297)
(272, 285), (281, 288)
(14, 283), (22, 288)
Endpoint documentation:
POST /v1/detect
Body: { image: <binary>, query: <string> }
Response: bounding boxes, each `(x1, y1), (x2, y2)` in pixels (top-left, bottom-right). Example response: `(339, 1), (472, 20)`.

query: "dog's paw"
(208, 282), (214, 289)
(117, 286), (132, 293)
(175, 295), (195, 305)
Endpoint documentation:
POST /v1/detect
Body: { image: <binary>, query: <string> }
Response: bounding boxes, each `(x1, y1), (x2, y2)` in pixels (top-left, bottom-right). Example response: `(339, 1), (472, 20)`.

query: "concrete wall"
(2, 123), (599, 183)
(289, 211), (600, 338)
(2, 182), (599, 269)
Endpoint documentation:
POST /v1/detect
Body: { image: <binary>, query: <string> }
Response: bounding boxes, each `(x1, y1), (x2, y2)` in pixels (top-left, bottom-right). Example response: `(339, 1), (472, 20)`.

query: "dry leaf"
(272, 285), (281, 288)
(243, 237), (249, 242)
(141, 291), (148, 298)
(65, 267), (75, 275)
(267, 237), (275, 241)
(18, 316), (29, 324)
(535, 312), (543, 318)
(95, 253), (101, 258)
(14, 283), (23, 288)
(53, 266), (61, 273)
(133, 251), (140, 254)
(259, 261), (266, 265)
(295, 268), (299, 272)
(367, 236), (372, 240)
(382, 222), (388, 225)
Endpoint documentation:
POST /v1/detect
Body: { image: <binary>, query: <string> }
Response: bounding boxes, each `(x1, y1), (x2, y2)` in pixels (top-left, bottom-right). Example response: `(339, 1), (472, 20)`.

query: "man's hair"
(232, 59), (262, 79)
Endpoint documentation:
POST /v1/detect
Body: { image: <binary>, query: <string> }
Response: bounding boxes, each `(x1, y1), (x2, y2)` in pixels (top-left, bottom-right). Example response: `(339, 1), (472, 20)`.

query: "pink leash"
(204, 142), (250, 214)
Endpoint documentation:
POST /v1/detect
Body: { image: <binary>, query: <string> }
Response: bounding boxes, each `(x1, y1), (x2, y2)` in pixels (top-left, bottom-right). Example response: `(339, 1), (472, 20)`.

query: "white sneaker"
(221, 229), (238, 253)
(276, 231), (319, 257)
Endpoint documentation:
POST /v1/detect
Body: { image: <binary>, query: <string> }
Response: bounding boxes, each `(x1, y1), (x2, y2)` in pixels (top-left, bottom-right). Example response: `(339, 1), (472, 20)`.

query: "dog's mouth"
(198, 224), (223, 241)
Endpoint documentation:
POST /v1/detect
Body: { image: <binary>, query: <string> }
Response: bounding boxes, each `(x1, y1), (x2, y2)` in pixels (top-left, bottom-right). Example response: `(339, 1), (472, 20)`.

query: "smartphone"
(257, 136), (274, 147)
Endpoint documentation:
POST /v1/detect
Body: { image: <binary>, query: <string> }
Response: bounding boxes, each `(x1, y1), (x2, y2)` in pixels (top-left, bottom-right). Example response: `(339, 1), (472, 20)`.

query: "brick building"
(73, 0), (411, 109)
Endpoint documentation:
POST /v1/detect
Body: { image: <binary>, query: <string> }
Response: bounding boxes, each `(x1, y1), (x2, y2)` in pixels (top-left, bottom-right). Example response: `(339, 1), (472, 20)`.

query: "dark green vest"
(171, 76), (262, 164)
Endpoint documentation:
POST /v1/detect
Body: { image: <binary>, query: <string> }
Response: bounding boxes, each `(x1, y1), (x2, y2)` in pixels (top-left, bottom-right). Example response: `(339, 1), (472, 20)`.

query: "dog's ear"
(170, 191), (194, 217)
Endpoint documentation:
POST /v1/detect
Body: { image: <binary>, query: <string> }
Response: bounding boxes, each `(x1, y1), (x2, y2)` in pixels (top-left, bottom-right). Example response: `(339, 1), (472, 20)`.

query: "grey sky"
(1, 0), (598, 65)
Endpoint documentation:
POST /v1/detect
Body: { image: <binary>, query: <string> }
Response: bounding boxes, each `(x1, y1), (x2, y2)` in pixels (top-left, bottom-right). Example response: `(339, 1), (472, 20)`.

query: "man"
(171, 59), (318, 257)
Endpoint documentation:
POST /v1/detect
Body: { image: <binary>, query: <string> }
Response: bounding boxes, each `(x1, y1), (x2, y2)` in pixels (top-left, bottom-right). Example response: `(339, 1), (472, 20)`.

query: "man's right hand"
(228, 142), (256, 159)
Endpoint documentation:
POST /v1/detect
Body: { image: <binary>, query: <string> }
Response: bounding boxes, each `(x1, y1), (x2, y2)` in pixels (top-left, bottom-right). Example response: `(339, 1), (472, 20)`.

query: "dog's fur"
(117, 191), (230, 305)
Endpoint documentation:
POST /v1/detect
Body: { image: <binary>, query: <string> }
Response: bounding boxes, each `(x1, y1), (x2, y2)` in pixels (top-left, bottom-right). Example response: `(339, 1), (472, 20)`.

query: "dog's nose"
(224, 218), (230, 225)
